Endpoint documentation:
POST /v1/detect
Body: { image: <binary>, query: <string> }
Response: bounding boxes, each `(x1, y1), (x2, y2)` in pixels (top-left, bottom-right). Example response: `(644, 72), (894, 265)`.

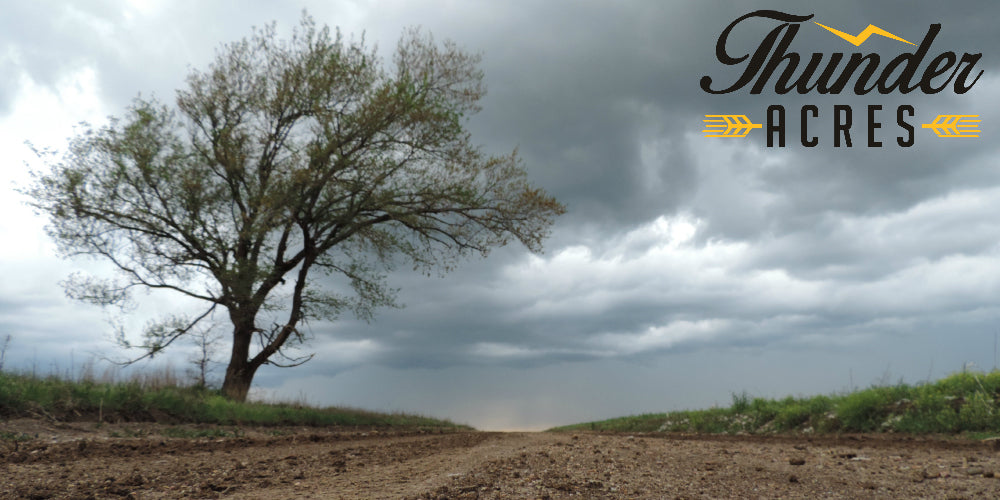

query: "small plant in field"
(731, 391), (750, 414)
(959, 392), (998, 431)
(0, 431), (34, 441)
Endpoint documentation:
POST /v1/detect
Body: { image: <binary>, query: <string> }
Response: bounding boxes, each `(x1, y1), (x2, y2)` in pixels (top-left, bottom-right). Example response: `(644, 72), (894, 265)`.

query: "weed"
(731, 391), (750, 414)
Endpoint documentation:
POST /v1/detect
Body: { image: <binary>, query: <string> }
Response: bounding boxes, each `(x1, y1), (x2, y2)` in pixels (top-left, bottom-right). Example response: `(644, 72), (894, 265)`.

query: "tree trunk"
(221, 321), (258, 401)
(221, 365), (254, 401)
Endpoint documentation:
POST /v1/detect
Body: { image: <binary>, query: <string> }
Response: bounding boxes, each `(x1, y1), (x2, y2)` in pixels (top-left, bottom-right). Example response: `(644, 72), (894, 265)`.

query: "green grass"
(0, 371), (469, 430)
(551, 370), (1000, 437)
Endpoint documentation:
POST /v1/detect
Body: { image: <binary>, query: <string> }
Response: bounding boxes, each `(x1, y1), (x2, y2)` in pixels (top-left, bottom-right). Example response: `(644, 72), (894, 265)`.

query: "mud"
(2, 419), (1000, 498)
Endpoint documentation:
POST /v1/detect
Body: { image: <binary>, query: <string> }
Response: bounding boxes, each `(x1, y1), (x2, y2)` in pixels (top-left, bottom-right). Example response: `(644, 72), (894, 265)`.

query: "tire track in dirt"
(242, 432), (550, 499)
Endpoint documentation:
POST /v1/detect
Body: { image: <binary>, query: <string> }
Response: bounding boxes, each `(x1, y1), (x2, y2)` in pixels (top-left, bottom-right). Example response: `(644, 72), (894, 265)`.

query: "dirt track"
(3, 420), (1000, 498)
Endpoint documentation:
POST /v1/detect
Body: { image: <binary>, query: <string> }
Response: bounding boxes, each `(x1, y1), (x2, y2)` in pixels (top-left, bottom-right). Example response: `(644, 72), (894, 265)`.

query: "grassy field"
(552, 370), (1000, 437)
(0, 370), (468, 430)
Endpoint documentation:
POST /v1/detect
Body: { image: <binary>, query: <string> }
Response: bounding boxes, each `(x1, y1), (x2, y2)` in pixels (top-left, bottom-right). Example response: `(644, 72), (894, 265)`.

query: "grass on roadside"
(551, 370), (1000, 437)
(0, 370), (469, 430)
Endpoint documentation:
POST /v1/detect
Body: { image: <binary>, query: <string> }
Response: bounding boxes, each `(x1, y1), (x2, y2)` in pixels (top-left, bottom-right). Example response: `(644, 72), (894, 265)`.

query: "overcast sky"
(3, 0), (1000, 430)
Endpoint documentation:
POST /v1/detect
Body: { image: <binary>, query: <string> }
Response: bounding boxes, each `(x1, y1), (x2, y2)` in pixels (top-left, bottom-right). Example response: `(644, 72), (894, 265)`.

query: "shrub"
(959, 392), (998, 431)
(775, 402), (811, 430)
(748, 397), (779, 428)
(836, 388), (894, 432)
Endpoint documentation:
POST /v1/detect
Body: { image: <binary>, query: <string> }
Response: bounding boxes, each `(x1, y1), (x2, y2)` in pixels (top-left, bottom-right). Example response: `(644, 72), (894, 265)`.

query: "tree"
(186, 324), (223, 389)
(27, 16), (564, 401)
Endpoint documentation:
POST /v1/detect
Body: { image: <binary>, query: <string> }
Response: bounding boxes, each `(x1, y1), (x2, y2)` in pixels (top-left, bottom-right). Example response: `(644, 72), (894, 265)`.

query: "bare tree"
(0, 334), (10, 372)
(27, 15), (564, 401)
(187, 325), (223, 389)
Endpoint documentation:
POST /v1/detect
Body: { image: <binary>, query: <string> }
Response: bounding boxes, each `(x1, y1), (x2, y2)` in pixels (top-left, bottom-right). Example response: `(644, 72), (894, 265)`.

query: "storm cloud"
(3, 1), (1000, 429)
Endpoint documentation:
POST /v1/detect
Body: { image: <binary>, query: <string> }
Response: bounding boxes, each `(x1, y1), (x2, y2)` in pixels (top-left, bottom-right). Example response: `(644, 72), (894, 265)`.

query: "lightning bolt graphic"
(814, 22), (916, 46)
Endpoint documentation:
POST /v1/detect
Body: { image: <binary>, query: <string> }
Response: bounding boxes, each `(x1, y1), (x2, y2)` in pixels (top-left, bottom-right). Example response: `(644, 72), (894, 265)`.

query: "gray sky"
(3, 1), (1000, 430)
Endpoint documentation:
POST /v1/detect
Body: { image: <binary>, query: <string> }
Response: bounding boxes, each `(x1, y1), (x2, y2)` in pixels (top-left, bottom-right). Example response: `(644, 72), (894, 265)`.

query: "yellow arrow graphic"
(921, 115), (981, 138)
(703, 115), (763, 138)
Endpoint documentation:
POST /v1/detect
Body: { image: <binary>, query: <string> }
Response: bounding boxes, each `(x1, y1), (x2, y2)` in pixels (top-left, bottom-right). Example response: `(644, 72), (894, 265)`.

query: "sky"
(2, 0), (1000, 431)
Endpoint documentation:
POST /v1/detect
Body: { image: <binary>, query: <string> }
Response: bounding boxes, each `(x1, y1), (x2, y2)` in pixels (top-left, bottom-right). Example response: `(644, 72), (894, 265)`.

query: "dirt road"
(3, 421), (1000, 498)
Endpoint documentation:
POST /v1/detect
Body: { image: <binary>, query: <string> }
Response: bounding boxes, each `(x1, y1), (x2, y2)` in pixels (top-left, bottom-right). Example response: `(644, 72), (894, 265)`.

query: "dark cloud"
(4, 0), (1000, 429)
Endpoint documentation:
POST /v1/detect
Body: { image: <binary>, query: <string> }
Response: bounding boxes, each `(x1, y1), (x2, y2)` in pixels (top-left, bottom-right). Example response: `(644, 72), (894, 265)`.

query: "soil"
(2, 419), (1000, 499)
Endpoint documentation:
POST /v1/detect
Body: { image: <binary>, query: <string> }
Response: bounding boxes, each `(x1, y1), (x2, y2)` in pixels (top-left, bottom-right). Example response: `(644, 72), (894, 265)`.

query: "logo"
(699, 10), (983, 148)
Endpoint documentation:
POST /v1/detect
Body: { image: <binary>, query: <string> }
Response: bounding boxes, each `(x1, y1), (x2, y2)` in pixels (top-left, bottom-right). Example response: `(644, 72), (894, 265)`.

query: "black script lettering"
(923, 51), (957, 92)
(839, 54), (881, 95)
(953, 53), (983, 93)
(701, 10), (814, 94)
(912, 30), (983, 94)
(751, 26), (805, 94)
(702, 16), (984, 95)
(878, 25), (939, 93)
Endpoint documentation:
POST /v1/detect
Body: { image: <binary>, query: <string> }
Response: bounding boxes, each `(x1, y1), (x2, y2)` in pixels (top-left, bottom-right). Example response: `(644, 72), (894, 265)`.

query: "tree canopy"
(27, 16), (564, 400)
